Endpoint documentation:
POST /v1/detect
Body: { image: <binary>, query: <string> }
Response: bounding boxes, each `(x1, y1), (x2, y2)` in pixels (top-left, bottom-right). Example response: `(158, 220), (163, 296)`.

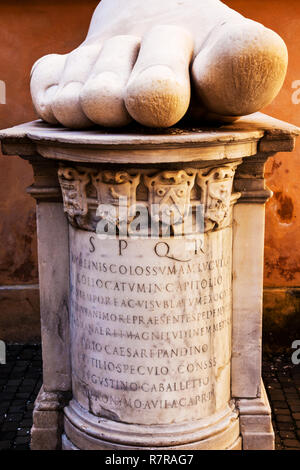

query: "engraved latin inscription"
(69, 226), (233, 425)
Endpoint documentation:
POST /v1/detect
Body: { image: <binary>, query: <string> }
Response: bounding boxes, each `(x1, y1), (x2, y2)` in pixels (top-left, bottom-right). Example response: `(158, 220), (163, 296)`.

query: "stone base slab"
(30, 386), (70, 450)
(31, 381), (274, 450)
(237, 381), (275, 450)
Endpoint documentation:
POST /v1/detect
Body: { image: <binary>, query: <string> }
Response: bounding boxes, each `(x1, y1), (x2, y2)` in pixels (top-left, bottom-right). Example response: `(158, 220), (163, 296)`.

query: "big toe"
(125, 25), (193, 128)
(192, 20), (288, 117)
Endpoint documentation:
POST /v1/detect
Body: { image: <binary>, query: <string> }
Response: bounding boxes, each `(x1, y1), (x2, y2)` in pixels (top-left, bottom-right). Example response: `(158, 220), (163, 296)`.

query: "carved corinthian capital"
(58, 162), (240, 234)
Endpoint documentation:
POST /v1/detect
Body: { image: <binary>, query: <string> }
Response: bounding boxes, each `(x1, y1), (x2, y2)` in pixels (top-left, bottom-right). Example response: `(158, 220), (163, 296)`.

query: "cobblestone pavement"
(263, 354), (300, 450)
(0, 345), (42, 450)
(0, 345), (299, 450)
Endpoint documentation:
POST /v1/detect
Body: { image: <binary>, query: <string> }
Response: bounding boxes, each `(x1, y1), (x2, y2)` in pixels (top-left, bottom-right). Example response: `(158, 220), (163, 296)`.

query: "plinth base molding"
(237, 381), (275, 450)
(63, 400), (241, 450)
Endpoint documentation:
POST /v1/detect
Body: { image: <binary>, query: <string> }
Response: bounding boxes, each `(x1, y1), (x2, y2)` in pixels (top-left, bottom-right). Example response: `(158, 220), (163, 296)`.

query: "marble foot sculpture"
(31, 0), (288, 128)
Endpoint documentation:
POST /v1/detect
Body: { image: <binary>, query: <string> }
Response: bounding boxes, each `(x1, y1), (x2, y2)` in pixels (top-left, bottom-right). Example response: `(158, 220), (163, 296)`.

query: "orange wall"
(0, 0), (98, 286)
(0, 0), (299, 287)
(226, 0), (300, 287)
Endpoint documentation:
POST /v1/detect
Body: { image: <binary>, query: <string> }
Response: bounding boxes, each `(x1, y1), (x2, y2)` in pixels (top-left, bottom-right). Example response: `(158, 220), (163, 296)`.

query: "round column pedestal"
(57, 157), (241, 451)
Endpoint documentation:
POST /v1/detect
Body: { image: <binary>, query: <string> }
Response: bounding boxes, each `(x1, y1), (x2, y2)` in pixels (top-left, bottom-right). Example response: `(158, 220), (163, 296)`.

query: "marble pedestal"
(1, 113), (299, 450)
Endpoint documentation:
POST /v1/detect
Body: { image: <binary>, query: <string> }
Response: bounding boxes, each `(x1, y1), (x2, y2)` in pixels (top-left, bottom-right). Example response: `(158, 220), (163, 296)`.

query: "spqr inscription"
(69, 226), (232, 425)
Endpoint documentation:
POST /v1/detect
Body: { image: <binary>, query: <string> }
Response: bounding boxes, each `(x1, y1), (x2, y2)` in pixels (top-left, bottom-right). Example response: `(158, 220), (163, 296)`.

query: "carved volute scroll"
(197, 164), (240, 232)
(58, 167), (90, 222)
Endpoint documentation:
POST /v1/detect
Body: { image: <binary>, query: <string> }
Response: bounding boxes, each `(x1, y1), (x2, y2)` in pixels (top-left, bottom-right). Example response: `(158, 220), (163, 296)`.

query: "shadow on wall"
(263, 289), (300, 354)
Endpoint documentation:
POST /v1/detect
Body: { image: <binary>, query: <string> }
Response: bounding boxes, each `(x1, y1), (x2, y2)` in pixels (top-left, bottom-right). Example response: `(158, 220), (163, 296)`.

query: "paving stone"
(286, 400), (300, 407)
(0, 366), (13, 374)
(6, 413), (23, 422)
(277, 422), (295, 431)
(279, 431), (296, 439)
(19, 419), (32, 427)
(282, 439), (300, 448)
(1, 422), (20, 432)
(1, 392), (15, 400)
(276, 415), (293, 423)
(31, 361), (42, 368)
(0, 401), (10, 410)
(9, 373), (25, 380)
(14, 436), (30, 445)
(13, 369), (28, 375)
(5, 387), (19, 394)
(16, 360), (30, 366)
(274, 409), (291, 415)
(269, 393), (285, 400)
(8, 346), (22, 351)
(15, 393), (31, 400)
(22, 379), (36, 385)
(0, 431), (17, 440)
(290, 406), (300, 412)
(0, 441), (11, 450)
(17, 429), (30, 437)
(21, 386), (37, 393)
(272, 401), (288, 408)
(14, 444), (29, 450)
(8, 405), (25, 413)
